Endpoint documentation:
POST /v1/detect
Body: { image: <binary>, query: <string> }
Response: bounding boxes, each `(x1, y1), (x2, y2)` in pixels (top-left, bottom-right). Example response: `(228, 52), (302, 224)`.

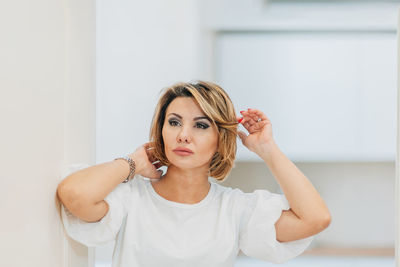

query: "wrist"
(255, 140), (279, 161)
(127, 153), (141, 176)
(114, 155), (136, 183)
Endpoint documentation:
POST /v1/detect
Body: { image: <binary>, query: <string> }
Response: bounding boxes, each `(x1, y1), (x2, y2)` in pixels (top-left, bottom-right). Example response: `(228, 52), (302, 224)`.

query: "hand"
(128, 142), (164, 179)
(237, 108), (274, 154)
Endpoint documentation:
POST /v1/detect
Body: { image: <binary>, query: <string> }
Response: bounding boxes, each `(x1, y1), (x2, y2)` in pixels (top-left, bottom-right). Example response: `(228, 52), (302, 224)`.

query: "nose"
(177, 125), (191, 143)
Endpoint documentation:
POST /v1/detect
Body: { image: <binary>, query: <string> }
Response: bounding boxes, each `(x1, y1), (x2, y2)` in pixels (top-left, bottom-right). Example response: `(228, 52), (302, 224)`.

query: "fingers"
(247, 108), (270, 122)
(144, 142), (155, 150)
(237, 113), (251, 132)
(145, 144), (164, 169)
(240, 109), (270, 124)
(238, 108), (270, 133)
(146, 150), (163, 169)
(243, 111), (258, 124)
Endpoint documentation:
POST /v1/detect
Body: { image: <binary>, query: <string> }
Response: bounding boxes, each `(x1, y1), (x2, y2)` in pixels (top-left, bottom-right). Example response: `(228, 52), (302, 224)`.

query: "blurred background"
(95, 0), (397, 266)
(0, 0), (397, 266)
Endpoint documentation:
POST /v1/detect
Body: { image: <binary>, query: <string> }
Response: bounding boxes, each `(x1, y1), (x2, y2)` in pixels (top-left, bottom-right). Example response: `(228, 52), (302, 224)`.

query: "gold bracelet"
(114, 155), (136, 183)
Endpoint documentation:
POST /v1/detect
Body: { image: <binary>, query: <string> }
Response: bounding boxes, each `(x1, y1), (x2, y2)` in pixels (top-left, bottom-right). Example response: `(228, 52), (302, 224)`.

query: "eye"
(168, 120), (179, 126)
(168, 119), (209, 129)
(196, 123), (209, 129)
(168, 119), (180, 126)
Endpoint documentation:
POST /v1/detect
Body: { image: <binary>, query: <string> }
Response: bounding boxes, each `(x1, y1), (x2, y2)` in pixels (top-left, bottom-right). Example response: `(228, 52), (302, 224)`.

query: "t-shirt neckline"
(144, 177), (215, 209)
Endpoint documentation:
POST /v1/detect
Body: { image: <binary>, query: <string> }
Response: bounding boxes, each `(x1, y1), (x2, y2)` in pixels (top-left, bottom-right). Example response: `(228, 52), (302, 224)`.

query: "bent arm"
(57, 155), (141, 222)
(256, 141), (331, 241)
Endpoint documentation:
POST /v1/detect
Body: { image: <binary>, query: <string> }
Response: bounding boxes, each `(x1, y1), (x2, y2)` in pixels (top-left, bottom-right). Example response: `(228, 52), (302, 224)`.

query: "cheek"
(200, 133), (218, 153)
(162, 127), (175, 148)
(161, 127), (168, 147)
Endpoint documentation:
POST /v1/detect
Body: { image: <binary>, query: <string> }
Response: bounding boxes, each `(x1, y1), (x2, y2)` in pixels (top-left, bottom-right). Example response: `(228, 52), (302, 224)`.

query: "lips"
(173, 147), (194, 154)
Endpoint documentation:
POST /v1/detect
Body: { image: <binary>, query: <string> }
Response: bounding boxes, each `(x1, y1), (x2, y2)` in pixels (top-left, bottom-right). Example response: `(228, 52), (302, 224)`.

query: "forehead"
(166, 97), (204, 116)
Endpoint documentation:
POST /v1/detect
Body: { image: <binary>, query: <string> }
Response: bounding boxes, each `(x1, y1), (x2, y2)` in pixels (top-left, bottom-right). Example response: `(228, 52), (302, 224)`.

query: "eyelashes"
(168, 119), (209, 129)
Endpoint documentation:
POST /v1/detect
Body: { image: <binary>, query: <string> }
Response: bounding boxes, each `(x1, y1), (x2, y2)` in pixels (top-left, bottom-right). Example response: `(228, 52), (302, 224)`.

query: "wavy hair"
(149, 80), (239, 182)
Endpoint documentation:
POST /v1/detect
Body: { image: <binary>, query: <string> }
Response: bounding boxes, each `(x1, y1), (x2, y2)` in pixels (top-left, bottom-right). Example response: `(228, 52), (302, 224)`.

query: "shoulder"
(210, 181), (249, 206)
(131, 173), (152, 190)
(211, 181), (235, 195)
(123, 173), (150, 200)
(212, 181), (250, 196)
(211, 183), (289, 212)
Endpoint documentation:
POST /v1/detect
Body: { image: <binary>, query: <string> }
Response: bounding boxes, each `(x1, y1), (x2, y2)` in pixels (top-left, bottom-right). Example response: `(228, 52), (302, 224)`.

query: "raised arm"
(56, 142), (161, 223)
(258, 141), (331, 242)
(237, 108), (331, 242)
(57, 156), (139, 222)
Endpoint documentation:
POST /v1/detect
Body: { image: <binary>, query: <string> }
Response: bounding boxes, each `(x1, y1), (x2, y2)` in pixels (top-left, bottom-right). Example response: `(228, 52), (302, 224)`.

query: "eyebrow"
(167, 113), (211, 122)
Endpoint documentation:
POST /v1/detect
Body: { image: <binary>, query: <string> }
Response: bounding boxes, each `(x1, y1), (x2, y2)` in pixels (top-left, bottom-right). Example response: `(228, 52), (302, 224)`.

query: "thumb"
(237, 130), (247, 143)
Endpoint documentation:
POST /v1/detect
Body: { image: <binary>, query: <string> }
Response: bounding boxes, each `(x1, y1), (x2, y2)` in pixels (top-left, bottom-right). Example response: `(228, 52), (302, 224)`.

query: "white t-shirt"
(60, 167), (314, 267)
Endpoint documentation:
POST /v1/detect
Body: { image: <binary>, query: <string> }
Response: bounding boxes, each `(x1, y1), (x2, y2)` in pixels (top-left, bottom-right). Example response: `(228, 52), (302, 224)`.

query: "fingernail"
(238, 117), (243, 123)
(240, 110), (245, 113)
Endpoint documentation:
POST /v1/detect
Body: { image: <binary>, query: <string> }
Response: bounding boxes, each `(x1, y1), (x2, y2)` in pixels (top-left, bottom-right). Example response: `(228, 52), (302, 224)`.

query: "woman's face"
(162, 97), (219, 170)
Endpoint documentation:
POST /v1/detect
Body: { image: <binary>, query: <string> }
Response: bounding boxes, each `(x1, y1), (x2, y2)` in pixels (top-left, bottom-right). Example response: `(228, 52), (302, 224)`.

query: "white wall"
(95, 0), (204, 263)
(96, 0), (204, 164)
(0, 1), (96, 266)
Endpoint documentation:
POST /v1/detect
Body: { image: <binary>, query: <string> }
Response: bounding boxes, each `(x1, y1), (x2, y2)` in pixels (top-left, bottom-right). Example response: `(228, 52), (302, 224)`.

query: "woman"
(57, 80), (331, 266)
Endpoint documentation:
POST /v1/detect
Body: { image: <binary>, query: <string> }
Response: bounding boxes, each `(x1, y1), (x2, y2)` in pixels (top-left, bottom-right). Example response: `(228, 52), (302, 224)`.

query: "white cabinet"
(215, 32), (397, 162)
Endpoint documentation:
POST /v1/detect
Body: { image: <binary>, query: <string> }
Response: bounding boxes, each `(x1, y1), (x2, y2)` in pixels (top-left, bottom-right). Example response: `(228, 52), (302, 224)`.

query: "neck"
(152, 165), (211, 203)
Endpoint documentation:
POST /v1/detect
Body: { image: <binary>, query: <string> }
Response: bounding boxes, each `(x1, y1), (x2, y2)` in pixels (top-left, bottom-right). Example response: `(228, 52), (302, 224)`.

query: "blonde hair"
(149, 80), (239, 182)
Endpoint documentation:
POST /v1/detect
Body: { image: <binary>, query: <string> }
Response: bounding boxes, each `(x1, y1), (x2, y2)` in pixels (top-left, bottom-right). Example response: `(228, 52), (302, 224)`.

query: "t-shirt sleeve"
(238, 189), (315, 264)
(59, 163), (133, 247)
